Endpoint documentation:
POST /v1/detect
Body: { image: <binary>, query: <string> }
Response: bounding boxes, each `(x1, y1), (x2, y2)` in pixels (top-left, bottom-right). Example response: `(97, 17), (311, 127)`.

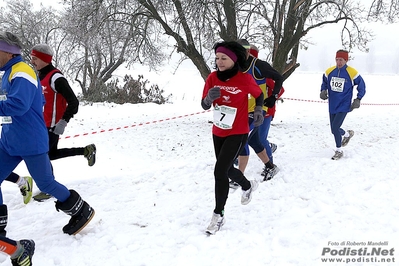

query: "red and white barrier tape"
(62, 98), (398, 139)
(283, 97), (399, 105)
(61, 110), (211, 139)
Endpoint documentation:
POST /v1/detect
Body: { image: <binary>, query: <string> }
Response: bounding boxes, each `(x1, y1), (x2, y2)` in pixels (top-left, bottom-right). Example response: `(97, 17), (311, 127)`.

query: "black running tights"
(212, 134), (251, 215)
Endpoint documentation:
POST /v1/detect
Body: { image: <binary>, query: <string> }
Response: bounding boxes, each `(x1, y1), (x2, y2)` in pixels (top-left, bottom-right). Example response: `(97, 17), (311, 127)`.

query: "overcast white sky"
(297, 22), (399, 74)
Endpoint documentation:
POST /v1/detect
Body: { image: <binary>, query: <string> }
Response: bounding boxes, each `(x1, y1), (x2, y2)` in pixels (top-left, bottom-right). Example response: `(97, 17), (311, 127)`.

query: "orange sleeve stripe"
(0, 240), (18, 256)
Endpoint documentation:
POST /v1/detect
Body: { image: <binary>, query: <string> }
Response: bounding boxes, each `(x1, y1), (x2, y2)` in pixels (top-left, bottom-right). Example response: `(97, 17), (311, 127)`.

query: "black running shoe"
(11, 239), (35, 266)
(84, 144), (96, 166)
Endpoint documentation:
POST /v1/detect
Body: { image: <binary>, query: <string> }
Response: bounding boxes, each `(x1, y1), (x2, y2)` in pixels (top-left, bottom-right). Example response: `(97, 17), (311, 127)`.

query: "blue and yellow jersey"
(0, 55), (48, 156)
(242, 57), (268, 113)
(321, 64), (366, 114)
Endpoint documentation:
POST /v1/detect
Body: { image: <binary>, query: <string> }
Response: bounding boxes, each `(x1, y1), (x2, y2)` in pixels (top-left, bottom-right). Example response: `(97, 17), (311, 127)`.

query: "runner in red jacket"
(202, 41), (264, 235)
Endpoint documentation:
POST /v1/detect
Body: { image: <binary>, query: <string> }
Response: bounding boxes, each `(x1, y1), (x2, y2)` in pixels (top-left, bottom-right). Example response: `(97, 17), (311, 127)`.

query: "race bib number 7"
(330, 77), (345, 92)
(213, 104), (237, 129)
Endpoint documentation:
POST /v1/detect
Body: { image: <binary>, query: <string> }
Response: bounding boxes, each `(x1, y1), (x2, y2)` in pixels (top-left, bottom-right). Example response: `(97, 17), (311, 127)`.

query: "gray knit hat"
(0, 31), (22, 54)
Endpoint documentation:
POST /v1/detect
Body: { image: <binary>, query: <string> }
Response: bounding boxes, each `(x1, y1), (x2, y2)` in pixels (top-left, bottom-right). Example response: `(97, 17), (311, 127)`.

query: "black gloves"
(264, 95), (277, 108)
(320, 90), (328, 100)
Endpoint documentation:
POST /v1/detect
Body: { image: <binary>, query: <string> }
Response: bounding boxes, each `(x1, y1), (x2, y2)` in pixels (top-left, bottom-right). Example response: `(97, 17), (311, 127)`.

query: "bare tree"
(134, 0), (392, 81)
(250, 1), (393, 79)
(0, 0), (65, 65)
(136, 0), (217, 81)
(58, 0), (166, 97)
(3, 0), (398, 94)
(367, 0), (399, 22)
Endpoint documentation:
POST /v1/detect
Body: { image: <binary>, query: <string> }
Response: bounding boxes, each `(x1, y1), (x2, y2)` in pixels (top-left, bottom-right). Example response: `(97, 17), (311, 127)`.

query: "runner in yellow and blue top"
(320, 49), (366, 160)
(235, 39), (283, 182)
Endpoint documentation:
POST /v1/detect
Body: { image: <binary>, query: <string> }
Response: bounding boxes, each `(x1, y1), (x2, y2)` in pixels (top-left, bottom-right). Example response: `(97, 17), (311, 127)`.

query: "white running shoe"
(205, 212), (225, 235)
(262, 164), (279, 181)
(342, 130), (354, 147)
(241, 180), (259, 205)
(331, 150), (343, 160)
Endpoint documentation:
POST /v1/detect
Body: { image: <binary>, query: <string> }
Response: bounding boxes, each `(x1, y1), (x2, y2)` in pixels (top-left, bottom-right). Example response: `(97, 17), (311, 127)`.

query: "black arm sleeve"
(254, 60), (283, 95)
(54, 77), (79, 122)
(255, 92), (264, 107)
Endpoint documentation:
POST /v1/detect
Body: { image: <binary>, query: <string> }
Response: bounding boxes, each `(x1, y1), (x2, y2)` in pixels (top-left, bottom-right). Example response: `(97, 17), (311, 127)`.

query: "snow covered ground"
(1, 72), (398, 265)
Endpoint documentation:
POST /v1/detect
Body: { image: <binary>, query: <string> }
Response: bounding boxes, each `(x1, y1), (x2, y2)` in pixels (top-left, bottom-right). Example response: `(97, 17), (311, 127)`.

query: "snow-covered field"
(1, 72), (398, 266)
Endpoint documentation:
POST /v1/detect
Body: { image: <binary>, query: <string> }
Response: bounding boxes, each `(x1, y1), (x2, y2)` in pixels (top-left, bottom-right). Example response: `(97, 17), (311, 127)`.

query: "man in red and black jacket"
(31, 44), (96, 164)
